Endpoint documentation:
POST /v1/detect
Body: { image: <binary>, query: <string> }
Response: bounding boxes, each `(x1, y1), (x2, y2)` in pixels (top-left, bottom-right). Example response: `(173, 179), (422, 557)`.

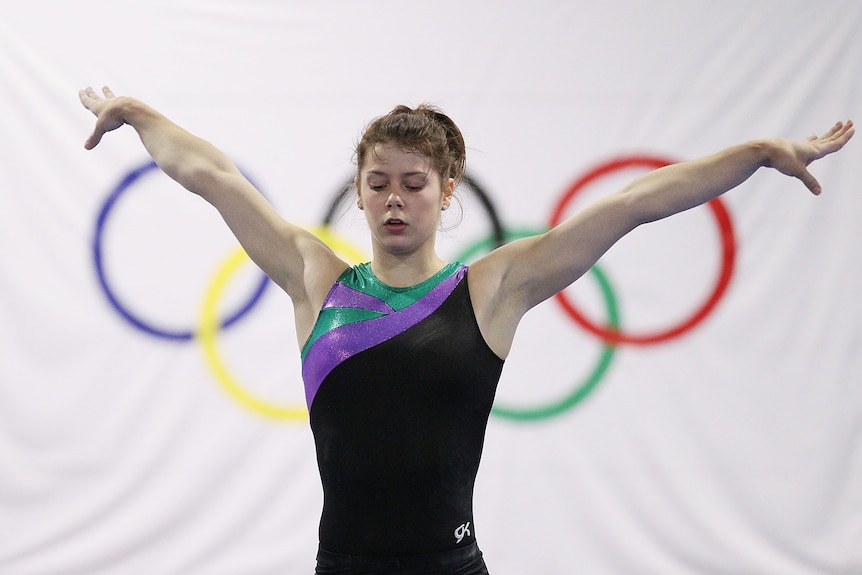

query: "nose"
(386, 192), (403, 209)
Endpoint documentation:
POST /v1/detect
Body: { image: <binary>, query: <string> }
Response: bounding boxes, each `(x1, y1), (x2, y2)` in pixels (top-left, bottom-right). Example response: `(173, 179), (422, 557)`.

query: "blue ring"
(93, 161), (270, 341)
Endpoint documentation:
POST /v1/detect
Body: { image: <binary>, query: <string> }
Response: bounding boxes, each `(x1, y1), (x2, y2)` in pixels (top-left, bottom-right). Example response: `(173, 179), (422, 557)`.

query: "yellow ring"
(197, 225), (368, 421)
(307, 225), (368, 264)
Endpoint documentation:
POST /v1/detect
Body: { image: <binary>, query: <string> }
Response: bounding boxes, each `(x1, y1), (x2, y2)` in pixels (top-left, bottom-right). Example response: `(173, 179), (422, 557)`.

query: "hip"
(314, 542), (489, 575)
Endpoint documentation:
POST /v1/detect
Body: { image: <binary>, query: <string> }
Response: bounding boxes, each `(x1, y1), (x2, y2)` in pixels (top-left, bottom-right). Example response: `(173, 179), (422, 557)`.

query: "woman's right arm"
(79, 86), (348, 314)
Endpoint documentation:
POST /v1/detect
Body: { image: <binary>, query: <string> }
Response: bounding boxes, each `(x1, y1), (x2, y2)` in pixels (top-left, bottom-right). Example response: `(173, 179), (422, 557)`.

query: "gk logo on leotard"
(454, 522), (471, 544)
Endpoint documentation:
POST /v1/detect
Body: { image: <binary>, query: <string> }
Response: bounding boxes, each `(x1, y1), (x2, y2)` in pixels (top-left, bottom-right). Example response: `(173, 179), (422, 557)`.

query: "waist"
(316, 542), (485, 573)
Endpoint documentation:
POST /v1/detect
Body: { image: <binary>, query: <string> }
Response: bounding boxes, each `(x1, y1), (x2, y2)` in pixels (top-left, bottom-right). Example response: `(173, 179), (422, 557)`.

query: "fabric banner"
(2, 1), (860, 573)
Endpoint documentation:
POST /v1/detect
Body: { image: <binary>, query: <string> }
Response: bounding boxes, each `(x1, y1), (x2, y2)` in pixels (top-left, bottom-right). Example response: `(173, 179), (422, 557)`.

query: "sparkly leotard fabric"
(302, 263), (504, 558)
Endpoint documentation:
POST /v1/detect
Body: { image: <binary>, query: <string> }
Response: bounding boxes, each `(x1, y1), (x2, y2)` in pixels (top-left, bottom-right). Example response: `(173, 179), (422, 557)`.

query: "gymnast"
(80, 86), (853, 574)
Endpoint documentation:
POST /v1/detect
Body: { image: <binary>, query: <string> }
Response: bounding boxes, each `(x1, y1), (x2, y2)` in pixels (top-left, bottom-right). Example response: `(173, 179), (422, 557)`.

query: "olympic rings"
(94, 152), (738, 423)
(93, 161), (270, 341)
(198, 246), (307, 420)
(197, 226), (369, 420)
(549, 155), (736, 345)
(455, 229), (619, 421)
(308, 225), (371, 264)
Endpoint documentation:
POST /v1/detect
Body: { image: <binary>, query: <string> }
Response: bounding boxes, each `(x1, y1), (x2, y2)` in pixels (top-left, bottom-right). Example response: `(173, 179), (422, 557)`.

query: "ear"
(355, 177), (364, 210)
(441, 177), (455, 210)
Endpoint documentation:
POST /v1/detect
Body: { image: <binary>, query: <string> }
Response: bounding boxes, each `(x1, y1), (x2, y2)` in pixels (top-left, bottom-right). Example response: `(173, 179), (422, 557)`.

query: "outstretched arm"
(79, 87), (347, 305)
(81, 86), (250, 195)
(470, 121), (854, 356)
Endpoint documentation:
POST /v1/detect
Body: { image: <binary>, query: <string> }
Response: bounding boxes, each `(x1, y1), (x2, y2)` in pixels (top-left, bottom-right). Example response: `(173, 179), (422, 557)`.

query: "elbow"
(164, 156), (236, 197)
(617, 179), (691, 226)
(614, 185), (659, 227)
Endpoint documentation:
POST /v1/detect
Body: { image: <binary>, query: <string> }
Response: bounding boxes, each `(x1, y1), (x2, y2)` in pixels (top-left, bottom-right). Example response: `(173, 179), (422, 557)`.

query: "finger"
(79, 86), (97, 101)
(808, 124), (837, 147)
(84, 127), (105, 150)
(84, 130), (100, 150)
(796, 168), (821, 195)
(79, 86), (100, 107)
(843, 120), (855, 141)
(84, 108), (110, 149)
(820, 120), (853, 144)
(102, 86), (115, 98)
(820, 121), (844, 140)
(831, 119), (854, 143)
(818, 122), (855, 155)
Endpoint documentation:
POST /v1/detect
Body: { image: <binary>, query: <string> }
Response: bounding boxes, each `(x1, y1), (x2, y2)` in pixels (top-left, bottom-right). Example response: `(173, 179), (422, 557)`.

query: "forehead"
(361, 143), (432, 175)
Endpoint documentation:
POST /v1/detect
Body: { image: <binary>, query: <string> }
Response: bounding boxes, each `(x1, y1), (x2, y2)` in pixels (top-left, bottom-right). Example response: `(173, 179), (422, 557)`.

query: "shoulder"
(288, 245), (350, 347)
(466, 234), (544, 308)
(465, 243), (539, 359)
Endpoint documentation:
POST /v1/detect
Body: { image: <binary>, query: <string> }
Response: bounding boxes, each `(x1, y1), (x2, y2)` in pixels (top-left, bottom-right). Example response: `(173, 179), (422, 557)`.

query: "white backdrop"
(2, 1), (861, 574)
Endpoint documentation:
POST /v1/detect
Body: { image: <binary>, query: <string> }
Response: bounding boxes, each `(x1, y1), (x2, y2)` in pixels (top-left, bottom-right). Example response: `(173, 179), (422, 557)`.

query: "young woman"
(80, 86), (853, 574)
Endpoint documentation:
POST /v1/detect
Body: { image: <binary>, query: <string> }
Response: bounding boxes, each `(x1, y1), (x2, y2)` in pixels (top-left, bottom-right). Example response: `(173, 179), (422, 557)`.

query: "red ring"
(550, 155), (736, 345)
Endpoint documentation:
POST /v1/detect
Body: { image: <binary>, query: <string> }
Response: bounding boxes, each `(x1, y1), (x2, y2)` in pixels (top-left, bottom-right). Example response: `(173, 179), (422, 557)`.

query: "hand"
(766, 120), (855, 195)
(79, 86), (127, 150)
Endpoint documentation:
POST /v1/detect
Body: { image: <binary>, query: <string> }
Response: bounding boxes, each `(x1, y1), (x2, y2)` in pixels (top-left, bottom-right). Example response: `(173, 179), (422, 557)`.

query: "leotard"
(302, 262), (504, 560)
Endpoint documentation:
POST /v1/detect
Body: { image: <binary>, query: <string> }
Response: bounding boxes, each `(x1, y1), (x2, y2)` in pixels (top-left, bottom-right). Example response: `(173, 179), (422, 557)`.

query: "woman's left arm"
(479, 121), (855, 319)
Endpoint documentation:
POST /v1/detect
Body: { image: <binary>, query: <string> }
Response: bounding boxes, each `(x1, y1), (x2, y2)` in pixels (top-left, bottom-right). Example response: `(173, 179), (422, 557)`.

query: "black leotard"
(302, 263), (504, 558)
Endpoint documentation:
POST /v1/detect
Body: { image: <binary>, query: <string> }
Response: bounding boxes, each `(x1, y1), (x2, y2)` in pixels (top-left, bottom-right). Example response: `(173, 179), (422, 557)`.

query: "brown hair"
(355, 104), (466, 186)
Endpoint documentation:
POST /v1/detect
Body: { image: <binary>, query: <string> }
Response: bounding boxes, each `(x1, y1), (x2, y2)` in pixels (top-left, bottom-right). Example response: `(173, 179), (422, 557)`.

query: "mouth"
(384, 218), (407, 233)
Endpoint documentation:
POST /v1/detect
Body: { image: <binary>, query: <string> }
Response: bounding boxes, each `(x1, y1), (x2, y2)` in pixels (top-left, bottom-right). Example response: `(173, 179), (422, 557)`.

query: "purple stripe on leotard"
(302, 268), (465, 410)
(323, 282), (394, 314)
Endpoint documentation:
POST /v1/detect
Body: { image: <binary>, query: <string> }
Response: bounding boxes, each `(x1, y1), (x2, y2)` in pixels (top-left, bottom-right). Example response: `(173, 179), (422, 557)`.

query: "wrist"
(749, 138), (779, 169)
(118, 97), (157, 127)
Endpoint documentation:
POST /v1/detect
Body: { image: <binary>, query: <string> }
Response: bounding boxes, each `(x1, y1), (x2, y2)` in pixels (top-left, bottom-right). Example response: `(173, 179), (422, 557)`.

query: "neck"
(369, 251), (449, 288)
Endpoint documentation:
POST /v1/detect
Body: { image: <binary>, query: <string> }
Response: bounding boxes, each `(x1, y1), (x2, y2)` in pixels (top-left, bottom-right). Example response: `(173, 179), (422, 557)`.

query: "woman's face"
(357, 143), (453, 257)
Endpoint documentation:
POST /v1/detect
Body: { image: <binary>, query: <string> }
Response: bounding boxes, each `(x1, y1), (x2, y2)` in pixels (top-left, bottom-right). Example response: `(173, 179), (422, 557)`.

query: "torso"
(301, 263), (504, 556)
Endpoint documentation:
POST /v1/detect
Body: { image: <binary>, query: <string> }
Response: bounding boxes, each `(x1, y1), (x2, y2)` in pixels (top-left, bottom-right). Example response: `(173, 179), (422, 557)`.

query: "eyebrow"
(366, 171), (429, 178)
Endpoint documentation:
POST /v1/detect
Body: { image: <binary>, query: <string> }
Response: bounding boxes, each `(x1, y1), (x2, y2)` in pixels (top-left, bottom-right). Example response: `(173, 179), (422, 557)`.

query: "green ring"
(455, 228), (620, 421)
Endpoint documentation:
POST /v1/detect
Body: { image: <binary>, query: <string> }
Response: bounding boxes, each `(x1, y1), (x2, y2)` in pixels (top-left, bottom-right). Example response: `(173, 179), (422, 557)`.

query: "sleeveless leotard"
(302, 263), (504, 558)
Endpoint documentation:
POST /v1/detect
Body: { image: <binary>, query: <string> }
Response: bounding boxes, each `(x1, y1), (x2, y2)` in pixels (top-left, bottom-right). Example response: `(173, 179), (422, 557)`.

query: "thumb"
(84, 131), (101, 150)
(797, 168), (821, 195)
(84, 124), (107, 150)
